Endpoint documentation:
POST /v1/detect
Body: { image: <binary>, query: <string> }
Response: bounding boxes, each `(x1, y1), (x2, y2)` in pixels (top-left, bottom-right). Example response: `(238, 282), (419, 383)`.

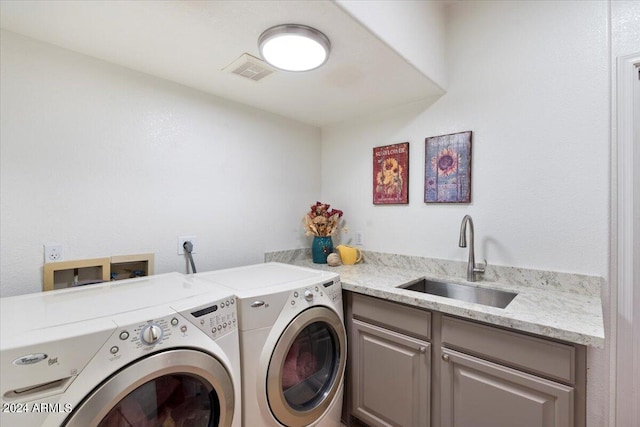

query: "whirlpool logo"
(13, 353), (48, 366)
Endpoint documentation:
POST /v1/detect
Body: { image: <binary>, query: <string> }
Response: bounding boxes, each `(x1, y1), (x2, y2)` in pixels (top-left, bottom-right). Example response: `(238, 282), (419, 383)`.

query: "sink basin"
(399, 278), (518, 309)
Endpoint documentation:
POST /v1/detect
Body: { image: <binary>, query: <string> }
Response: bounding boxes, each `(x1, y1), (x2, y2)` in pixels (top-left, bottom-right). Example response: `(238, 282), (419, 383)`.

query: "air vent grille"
(225, 53), (274, 82)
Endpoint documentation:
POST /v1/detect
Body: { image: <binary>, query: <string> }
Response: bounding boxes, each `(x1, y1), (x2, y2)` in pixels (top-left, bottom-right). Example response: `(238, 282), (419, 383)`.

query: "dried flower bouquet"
(303, 202), (344, 237)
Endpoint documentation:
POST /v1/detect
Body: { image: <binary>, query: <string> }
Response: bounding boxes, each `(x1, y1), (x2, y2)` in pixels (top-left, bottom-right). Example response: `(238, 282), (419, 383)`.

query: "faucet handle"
(474, 258), (487, 274)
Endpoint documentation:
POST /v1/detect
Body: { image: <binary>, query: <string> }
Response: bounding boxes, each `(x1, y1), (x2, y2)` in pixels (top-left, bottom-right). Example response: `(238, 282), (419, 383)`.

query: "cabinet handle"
(419, 346), (427, 354)
(442, 353), (450, 362)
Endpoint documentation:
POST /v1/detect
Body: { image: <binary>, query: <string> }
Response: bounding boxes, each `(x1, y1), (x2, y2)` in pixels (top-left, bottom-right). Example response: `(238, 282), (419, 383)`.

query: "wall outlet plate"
(178, 236), (197, 255)
(355, 231), (364, 246)
(44, 244), (64, 262)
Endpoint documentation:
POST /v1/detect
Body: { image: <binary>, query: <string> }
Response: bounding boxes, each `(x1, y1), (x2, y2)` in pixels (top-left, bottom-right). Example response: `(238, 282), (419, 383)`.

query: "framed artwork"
(373, 142), (409, 204)
(424, 131), (472, 203)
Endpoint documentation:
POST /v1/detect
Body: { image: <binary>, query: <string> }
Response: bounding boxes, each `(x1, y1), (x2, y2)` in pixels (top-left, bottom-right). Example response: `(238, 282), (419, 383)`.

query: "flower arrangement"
(303, 201), (344, 237)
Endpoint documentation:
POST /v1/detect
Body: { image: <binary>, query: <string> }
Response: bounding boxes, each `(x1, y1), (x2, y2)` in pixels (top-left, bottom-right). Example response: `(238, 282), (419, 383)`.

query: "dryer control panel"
(287, 278), (342, 308)
(322, 278), (342, 303)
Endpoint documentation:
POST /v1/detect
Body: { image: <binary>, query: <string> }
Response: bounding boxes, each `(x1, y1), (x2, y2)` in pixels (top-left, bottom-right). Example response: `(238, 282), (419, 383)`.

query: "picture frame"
(424, 131), (472, 203)
(373, 142), (409, 205)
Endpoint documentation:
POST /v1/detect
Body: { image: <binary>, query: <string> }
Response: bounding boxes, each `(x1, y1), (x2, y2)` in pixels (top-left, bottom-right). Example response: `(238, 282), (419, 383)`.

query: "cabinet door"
(352, 319), (430, 427)
(440, 348), (574, 427)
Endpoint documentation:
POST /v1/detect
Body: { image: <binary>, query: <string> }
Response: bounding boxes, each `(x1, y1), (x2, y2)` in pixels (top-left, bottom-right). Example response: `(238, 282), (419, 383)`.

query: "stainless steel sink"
(399, 278), (517, 309)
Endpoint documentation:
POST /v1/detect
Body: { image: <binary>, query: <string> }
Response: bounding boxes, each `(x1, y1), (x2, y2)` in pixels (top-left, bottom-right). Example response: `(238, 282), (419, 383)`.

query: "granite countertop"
(266, 249), (605, 348)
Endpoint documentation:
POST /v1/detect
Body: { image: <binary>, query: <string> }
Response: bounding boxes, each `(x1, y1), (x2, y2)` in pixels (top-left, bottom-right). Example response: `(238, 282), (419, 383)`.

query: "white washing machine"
(0, 272), (242, 427)
(196, 262), (346, 427)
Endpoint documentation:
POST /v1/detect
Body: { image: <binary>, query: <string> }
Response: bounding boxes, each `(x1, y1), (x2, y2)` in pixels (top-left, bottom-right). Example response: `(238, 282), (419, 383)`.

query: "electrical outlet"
(178, 236), (197, 255)
(44, 244), (64, 262)
(355, 231), (364, 245)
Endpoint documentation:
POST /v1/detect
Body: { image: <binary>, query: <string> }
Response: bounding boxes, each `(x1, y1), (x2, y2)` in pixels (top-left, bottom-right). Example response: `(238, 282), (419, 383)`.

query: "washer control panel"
(183, 297), (237, 340)
(106, 296), (237, 361)
(116, 316), (175, 351)
(107, 315), (177, 362)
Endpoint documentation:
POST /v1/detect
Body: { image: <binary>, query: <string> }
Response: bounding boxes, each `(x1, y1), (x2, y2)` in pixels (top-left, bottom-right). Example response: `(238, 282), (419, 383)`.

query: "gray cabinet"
(349, 293), (431, 427)
(344, 293), (586, 427)
(440, 348), (573, 427)
(440, 315), (584, 427)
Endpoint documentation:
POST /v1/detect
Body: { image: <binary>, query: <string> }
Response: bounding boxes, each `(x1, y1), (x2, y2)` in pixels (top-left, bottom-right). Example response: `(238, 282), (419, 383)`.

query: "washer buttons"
(294, 291), (299, 298)
(171, 318), (179, 326)
(110, 346), (119, 355)
(180, 325), (187, 333)
(119, 331), (129, 340)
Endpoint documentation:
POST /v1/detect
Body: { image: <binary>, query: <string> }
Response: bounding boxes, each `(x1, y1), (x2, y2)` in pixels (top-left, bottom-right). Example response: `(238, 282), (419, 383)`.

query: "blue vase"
(311, 236), (333, 264)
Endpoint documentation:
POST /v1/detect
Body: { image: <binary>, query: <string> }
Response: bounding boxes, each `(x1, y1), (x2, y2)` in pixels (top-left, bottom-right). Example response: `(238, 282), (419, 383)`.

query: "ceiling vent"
(224, 53), (275, 82)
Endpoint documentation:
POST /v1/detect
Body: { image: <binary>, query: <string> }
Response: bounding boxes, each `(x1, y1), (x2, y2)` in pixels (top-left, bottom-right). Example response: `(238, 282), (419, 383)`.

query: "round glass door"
(98, 374), (217, 426)
(64, 349), (234, 427)
(267, 306), (346, 427)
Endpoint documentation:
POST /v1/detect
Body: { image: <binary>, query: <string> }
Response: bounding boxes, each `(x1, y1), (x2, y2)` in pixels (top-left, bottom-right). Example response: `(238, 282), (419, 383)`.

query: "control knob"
(304, 290), (314, 302)
(141, 324), (163, 345)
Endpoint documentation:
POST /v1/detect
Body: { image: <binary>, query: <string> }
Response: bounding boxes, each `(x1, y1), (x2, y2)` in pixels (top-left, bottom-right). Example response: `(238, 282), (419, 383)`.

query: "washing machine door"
(64, 349), (234, 427)
(267, 306), (346, 427)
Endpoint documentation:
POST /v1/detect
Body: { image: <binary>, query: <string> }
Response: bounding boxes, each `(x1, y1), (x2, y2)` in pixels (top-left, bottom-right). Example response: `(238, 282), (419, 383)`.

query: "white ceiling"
(0, 0), (444, 127)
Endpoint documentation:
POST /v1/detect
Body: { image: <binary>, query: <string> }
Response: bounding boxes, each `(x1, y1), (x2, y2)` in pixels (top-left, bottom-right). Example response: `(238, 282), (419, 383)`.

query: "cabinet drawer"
(442, 315), (575, 384)
(352, 293), (431, 341)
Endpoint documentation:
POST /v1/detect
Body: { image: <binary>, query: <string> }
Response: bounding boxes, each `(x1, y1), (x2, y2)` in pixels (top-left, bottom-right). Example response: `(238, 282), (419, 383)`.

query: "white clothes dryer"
(196, 262), (346, 427)
(0, 273), (241, 427)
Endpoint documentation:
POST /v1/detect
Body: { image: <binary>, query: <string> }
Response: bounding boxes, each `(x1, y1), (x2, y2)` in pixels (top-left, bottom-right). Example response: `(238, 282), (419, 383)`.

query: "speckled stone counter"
(265, 249), (605, 348)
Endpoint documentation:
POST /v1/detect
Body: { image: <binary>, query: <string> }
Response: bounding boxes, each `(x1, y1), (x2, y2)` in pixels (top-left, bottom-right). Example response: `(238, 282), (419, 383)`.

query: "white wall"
(336, 0), (447, 91)
(0, 30), (321, 297)
(323, 0), (609, 278)
(322, 2), (610, 425)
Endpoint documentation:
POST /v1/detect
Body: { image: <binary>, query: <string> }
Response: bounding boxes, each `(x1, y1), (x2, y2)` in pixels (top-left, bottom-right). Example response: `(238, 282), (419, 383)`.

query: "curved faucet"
(459, 215), (486, 282)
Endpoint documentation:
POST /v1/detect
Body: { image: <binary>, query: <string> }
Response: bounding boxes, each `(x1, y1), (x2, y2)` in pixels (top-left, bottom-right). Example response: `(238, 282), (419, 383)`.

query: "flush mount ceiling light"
(258, 24), (331, 72)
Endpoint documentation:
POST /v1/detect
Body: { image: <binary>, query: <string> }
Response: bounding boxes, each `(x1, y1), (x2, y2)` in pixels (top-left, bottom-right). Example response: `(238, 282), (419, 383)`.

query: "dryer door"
(64, 349), (234, 427)
(267, 306), (346, 427)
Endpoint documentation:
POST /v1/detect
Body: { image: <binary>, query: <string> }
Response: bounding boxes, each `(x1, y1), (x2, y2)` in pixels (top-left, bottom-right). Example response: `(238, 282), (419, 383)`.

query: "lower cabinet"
(345, 292), (586, 427)
(352, 319), (431, 427)
(440, 348), (574, 427)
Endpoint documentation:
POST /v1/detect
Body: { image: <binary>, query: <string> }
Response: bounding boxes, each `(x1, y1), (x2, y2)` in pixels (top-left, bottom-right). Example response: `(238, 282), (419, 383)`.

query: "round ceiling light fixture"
(258, 24), (331, 72)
